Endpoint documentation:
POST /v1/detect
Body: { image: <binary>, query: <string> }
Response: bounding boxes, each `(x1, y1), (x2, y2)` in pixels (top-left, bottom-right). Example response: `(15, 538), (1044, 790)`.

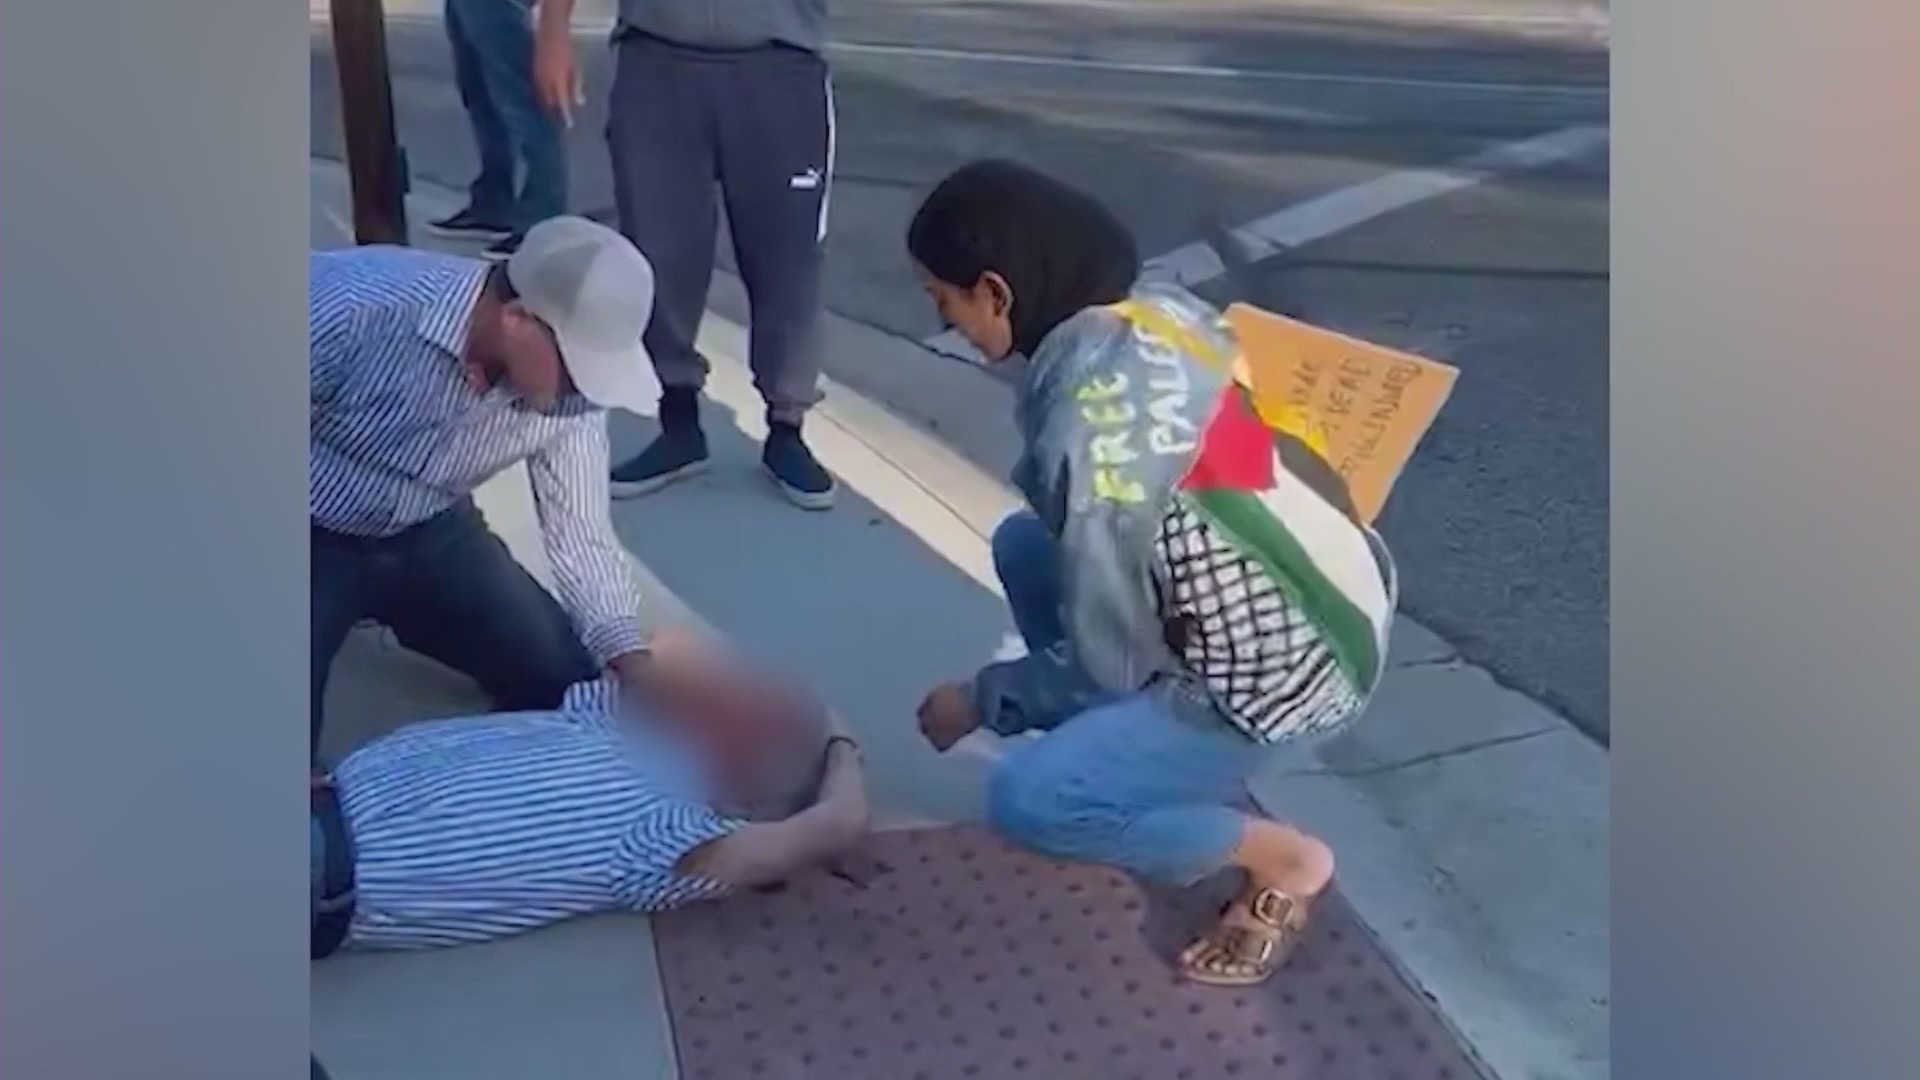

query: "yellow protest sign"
(1225, 303), (1458, 524)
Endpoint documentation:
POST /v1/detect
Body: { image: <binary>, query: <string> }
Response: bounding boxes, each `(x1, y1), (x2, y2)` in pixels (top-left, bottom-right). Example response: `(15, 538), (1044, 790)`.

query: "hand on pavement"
(816, 738), (883, 884)
(824, 845), (891, 889)
(917, 681), (981, 752)
(819, 737), (870, 828)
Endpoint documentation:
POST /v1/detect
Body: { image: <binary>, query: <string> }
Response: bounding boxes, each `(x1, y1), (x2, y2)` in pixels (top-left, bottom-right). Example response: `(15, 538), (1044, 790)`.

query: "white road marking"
(310, 16), (1605, 356)
(330, 0), (1608, 36)
(924, 124), (1609, 359)
(901, 0), (1605, 24)
(1175, 122), (1612, 276)
(1303, 3), (1607, 28)
(831, 41), (1607, 97)
(1159, 124), (1608, 281)
(335, 12), (1603, 98)
(322, 207), (354, 244)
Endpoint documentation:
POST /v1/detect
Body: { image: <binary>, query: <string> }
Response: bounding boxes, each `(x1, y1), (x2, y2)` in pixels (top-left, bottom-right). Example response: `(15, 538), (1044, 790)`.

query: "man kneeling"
(310, 634), (864, 955)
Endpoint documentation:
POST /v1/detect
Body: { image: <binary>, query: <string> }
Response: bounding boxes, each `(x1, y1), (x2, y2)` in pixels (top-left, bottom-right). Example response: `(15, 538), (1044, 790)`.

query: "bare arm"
(534, 0), (575, 43)
(676, 740), (869, 890)
(533, 0), (580, 122)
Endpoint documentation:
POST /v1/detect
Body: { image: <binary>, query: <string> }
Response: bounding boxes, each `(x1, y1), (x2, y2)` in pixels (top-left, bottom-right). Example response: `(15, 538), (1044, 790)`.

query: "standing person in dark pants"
(533, 0), (839, 510)
(308, 217), (670, 754)
(426, 0), (568, 261)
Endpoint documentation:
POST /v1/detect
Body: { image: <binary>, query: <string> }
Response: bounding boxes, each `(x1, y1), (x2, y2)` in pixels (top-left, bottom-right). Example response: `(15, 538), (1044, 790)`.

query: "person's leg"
(433, 0), (516, 234)
(714, 49), (830, 426)
(374, 502), (598, 710)
(714, 49), (835, 508)
(987, 690), (1334, 983)
(311, 530), (375, 756)
(605, 36), (722, 495)
(449, 0), (567, 239)
(1175, 817), (1335, 986)
(988, 692), (1263, 884)
(990, 510), (1066, 654)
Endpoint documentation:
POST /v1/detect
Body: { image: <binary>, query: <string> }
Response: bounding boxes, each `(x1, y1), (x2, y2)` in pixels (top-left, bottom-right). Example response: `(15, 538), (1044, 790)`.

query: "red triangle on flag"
(1179, 386), (1276, 492)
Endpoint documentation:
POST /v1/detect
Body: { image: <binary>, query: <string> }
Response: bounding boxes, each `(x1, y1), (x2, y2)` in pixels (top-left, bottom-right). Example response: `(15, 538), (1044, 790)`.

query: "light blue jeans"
(985, 512), (1268, 887)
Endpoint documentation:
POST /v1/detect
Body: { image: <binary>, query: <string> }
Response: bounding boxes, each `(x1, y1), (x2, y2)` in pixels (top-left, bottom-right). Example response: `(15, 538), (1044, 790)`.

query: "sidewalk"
(309, 160), (1607, 1080)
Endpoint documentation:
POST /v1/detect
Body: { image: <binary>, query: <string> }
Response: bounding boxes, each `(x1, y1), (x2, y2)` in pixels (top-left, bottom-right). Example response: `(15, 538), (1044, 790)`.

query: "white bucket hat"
(505, 215), (659, 416)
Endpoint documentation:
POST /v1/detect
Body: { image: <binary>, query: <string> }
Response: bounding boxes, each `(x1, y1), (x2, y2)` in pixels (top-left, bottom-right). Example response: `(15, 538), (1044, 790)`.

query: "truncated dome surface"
(653, 825), (1487, 1080)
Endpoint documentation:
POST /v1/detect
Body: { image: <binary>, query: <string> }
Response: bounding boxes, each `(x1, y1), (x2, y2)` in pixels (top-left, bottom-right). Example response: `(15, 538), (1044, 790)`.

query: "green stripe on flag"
(1185, 488), (1384, 690)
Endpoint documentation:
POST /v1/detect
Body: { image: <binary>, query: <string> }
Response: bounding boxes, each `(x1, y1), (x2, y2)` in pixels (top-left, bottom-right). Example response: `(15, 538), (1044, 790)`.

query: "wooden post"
(328, 0), (409, 245)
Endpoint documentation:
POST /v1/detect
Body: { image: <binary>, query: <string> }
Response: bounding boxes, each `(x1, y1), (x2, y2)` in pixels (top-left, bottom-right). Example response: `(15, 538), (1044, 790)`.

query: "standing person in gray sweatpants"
(534, 0), (838, 510)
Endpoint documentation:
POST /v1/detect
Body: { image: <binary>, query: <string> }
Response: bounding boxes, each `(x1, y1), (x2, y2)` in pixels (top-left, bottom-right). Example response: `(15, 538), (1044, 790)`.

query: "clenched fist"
(916, 681), (981, 752)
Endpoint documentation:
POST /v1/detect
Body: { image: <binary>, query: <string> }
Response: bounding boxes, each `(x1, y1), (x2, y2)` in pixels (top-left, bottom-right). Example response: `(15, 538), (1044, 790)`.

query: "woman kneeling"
(907, 160), (1397, 987)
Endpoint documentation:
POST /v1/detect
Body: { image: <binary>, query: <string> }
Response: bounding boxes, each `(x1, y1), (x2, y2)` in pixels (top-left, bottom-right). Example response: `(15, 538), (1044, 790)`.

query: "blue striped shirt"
(310, 246), (645, 666)
(333, 678), (744, 950)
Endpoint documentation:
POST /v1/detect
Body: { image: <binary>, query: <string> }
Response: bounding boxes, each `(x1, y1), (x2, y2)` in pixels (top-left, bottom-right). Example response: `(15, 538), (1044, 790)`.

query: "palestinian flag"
(1174, 382), (1396, 699)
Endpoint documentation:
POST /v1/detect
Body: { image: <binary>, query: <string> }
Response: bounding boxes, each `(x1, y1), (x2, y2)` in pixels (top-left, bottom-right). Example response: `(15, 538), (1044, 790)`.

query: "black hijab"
(907, 160), (1141, 358)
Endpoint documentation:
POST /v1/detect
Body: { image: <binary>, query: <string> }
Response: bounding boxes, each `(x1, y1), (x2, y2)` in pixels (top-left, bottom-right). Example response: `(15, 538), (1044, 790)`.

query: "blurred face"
(643, 642), (827, 815)
(467, 301), (577, 413)
(918, 265), (1016, 362)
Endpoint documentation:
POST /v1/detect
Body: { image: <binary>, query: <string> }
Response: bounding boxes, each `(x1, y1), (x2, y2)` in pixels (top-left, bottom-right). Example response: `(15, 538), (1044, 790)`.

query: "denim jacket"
(970, 283), (1242, 736)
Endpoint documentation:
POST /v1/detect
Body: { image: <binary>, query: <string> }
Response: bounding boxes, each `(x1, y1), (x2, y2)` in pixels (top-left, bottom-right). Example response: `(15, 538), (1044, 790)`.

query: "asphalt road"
(311, 0), (1612, 739)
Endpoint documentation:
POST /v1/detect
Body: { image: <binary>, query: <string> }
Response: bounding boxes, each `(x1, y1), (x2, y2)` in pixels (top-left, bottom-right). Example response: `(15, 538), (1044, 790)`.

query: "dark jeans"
(311, 779), (355, 959)
(446, 0), (566, 231)
(310, 811), (333, 947)
(311, 500), (596, 752)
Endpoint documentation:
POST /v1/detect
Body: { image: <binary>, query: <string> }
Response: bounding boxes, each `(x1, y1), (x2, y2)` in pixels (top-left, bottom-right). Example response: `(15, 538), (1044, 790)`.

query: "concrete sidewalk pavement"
(309, 160), (1606, 1080)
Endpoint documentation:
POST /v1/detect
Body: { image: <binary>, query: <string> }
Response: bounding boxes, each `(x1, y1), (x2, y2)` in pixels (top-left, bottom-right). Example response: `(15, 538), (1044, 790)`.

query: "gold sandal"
(1179, 886), (1311, 987)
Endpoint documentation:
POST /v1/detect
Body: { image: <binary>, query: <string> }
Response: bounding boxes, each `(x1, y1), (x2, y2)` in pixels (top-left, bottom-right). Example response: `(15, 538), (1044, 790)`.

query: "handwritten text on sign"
(1227, 304), (1458, 524)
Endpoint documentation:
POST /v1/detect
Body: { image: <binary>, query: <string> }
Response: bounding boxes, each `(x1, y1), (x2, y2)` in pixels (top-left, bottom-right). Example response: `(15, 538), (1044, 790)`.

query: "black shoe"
(610, 389), (708, 498)
(481, 232), (524, 262)
(763, 422), (836, 511)
(423, 208), (514, 241)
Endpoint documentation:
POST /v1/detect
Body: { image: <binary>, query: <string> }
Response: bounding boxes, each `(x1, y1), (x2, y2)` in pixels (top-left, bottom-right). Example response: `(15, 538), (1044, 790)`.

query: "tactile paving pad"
(653, 826), (1487, 1080)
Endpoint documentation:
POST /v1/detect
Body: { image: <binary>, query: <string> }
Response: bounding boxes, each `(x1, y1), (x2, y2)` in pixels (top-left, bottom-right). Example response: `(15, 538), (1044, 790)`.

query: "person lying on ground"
(904, 161), (1397, 987)
(310, 216), (669, 758)
(310, 630), (868, 955)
